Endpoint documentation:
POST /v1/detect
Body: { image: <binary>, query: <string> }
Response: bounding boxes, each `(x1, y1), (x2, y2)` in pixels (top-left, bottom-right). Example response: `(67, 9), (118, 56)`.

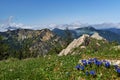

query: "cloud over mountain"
(1, 16), (120, 32)
(93, 23), (120, 29)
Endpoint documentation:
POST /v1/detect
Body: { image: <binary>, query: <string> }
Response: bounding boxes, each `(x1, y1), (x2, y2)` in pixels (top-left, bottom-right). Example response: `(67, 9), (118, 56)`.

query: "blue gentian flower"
(85, 71), (89, 76)
(83, 62), (87, 66)
(81, 60), (87, 66)
(90, 70), (96, 76)
(99, 61), (102, 65)
(103, 60), (106, 62)
(114, 65), (119, 69)
(80, 66), (84, 71)
(93, 58), (98, 62)
(88, 61), (92, 65)
(89, 58), (95, 64)
(81, 60), (86, 63)
(116, 68), (120, 77)
(75, 64), (81, 70)
(95, 61), (102, 67)
(105, 62), (110, 68)
(116, 68), (120, 74)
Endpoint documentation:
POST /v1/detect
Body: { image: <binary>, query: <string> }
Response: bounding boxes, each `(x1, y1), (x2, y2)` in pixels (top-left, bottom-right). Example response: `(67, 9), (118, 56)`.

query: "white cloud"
(1, 16), (120, 32)
(92, 23), (120, 29)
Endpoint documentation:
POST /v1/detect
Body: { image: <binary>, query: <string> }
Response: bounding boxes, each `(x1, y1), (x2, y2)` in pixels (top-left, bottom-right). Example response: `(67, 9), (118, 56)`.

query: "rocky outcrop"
(0, 29), (66, 57)
(107, 60), (120, 66)
(58, 34), (90, 56)
(59, 33), (105, 56)
(17, 29), (54, 41)
(91, 32), (104, 40)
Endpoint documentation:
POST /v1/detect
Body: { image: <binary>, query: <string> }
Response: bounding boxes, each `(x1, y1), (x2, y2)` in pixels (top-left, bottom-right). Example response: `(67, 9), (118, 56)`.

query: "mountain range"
(52, 26), (120, 43)
(0, 29), (66, 59)
(1, 21), (120, 40)
(1, 25), (120, 59)
(1, 22), (120, 31)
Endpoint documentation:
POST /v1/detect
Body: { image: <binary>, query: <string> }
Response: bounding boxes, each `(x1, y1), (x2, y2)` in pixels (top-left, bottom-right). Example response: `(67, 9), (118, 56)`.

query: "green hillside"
(0, 29), (120, 80)
(0, 42), (120, 80)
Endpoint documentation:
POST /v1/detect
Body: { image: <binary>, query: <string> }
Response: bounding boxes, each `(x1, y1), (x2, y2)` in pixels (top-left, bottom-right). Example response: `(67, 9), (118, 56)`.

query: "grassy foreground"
(0, 53), (120, 80)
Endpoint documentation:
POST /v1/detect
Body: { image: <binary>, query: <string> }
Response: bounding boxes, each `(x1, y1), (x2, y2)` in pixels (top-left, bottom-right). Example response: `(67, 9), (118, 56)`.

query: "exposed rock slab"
(58, 34), (89, 56)
(58, 33), (105, 56)
(91, 32), (104, 40)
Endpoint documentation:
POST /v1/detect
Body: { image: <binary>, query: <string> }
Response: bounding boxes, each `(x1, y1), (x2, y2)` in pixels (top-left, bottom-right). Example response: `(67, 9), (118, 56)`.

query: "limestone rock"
(58, 32), (105, 56)
(58, 34), (89, 56)
(91, 32), (104, 40)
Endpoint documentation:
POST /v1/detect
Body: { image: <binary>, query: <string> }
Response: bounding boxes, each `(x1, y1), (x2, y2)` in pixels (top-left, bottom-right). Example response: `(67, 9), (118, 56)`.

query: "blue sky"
(0, 0), (120, 24)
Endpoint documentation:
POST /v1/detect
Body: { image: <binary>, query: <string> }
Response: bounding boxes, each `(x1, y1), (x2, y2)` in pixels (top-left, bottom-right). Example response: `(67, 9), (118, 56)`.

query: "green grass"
(0, 53), (120, 80)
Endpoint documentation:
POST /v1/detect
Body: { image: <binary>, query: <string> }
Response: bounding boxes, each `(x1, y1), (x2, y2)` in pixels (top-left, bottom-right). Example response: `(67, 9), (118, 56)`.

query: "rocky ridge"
(91, 32), (104, 40)
(0, 29), (66, 58)
(59, 32), (105, 56)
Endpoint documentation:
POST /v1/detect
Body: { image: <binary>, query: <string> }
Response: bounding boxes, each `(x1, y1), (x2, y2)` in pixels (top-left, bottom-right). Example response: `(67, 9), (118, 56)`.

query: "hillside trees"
(0, 36), (9, 60)
(64, 27), (73, 45)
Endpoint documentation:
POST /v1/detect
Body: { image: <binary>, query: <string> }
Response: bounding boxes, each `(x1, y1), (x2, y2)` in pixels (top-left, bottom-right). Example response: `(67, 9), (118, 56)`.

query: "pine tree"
(0, 36), (9, 60)
(64, 27), (73, 45)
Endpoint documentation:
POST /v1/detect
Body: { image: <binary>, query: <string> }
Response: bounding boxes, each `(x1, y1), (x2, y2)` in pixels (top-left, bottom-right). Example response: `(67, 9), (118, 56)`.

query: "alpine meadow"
(0, 0), (120, 80)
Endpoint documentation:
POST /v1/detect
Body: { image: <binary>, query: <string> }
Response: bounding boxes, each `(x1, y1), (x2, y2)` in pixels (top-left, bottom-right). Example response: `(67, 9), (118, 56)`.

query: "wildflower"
(114, 65), (119, 69)
(75, 64), (81, 70)
(105, 62), (110, 68)
(81, 60), (87, 66)
(80, 66), (84, 71)
(99, 61), (102, 65)
(88, 58), (95, 65)
(85, 71), (89, 76)
(88, 60), (92, 65)
(95, 61), (102, 67)
(116, 68), (120, 74)
(81, 60), (86, 63)
(89, 58), (94, 62)
(93, 58), (98, 62)
(102, 60), (106, 62)
(116, 68), (120, 77)
(90, 70), (96, 76)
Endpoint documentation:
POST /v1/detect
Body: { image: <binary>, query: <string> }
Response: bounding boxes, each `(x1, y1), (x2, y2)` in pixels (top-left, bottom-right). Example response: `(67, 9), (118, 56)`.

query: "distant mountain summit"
(76, 26), (96, 31)
(105, 28), (120, 35)
(0, 29), (66, 58)
(91, 32), (104, 40)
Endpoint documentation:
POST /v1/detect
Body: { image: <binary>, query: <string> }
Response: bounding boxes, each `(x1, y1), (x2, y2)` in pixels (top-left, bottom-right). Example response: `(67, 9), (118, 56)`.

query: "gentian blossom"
(75, 64), (81, 70)
(90, 70), (96, 76)
(105, 62), (110, 68)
